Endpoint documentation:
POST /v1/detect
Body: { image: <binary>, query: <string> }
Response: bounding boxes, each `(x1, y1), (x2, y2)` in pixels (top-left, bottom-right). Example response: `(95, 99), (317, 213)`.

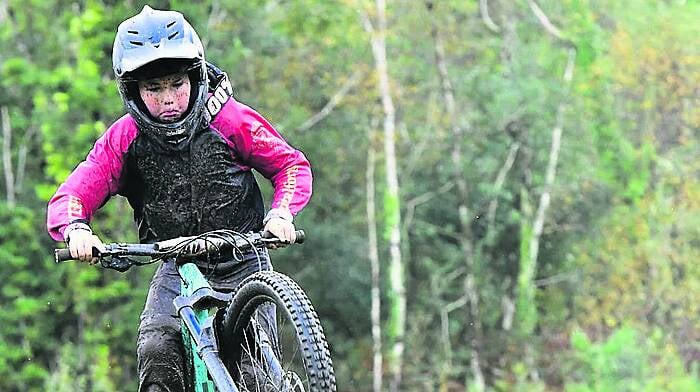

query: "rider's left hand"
(264, 217), (297, 243)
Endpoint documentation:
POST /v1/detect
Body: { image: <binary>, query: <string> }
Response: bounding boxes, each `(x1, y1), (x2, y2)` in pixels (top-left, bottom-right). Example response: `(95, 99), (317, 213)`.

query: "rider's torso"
(122, 127), (265, 243)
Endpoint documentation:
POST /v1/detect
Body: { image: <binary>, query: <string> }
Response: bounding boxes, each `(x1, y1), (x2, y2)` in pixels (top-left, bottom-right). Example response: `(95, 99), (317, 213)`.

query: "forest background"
(0, 0), (698, 391)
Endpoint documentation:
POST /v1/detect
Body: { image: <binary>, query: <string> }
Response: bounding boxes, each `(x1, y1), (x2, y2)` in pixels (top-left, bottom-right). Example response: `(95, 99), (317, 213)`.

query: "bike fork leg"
(178, 304), (239, 392)
(251, 317), (284, 386)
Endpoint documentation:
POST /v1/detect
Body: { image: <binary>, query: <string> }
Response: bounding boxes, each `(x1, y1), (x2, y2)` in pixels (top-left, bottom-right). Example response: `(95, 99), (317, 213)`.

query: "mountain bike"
(55, 229), (337, 392)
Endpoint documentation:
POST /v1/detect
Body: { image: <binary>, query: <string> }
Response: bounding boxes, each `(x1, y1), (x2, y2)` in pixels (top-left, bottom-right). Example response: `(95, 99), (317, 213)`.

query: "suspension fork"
(250, 316), (284, 385)
(176, 262), (238, 392)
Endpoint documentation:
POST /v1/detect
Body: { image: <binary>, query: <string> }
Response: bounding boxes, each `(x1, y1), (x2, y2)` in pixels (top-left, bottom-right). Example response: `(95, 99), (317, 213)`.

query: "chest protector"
(122, 128), (265, 243)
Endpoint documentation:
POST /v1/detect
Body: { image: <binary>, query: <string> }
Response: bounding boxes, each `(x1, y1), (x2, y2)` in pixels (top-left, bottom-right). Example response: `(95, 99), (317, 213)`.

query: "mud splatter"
(123, 128), (264, 244)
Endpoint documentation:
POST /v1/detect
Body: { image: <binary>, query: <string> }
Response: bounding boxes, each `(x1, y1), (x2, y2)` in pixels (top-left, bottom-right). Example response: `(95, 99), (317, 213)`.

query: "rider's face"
(138, 73), (191, 123)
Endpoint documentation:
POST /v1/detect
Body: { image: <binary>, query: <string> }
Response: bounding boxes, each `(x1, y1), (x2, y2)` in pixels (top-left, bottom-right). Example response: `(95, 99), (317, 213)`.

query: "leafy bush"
(565, 326), (700, 392)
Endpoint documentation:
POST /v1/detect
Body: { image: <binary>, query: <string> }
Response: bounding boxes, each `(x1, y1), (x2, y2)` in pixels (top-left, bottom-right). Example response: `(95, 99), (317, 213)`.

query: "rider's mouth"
(160, 111), (182, 122)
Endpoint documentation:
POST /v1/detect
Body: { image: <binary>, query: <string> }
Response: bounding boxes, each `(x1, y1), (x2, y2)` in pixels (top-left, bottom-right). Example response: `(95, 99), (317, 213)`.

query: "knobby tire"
(219, 271), (336, 392)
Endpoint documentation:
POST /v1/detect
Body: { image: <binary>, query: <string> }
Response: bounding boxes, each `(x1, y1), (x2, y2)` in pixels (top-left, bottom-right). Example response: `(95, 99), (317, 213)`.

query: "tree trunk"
(366, 124), (383, 392)
(515, 1), (577, 378)
(0, 1), (7, 24)
(1, 106), (15, 208)
(362, 1), (405, 389)
(516, 46), (575, 332)
(15, 124), (36, 193)
(425, 2), (485, 390)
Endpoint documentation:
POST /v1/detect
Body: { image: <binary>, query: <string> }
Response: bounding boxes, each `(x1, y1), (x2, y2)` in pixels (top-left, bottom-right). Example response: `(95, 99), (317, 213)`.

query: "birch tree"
(362, 1), (405, 389)
(1, 106), (14, 208)
(515, 0), (577, 376)
(366, 121), (383, 392)
(424, 1), (485, 390)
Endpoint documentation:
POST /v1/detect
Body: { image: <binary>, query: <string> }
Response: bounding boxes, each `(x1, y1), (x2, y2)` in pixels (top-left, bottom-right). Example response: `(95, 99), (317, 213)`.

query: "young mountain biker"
(46, 6), (312, 392)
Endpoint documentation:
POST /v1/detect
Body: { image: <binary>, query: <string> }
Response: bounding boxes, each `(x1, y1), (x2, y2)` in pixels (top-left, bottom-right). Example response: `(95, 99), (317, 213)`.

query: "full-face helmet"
(112, 6), (208, 151)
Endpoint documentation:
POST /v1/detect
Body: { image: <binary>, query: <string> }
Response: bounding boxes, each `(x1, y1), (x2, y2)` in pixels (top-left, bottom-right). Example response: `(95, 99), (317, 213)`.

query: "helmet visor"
(125, 58), (200, 82)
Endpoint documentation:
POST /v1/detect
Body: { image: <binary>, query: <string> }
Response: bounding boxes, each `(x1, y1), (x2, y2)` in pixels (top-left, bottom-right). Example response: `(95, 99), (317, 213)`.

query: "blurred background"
(0, 0), (698, 391)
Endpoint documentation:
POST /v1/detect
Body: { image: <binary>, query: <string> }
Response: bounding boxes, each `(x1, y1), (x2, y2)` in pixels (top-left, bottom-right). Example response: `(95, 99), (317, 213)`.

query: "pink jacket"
(47, 98), (312, 241)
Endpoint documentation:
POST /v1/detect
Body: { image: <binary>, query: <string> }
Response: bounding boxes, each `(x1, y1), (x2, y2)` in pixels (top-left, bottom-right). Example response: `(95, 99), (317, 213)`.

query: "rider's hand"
(264, 217), (297, 244)
(67, 229), (106, 264)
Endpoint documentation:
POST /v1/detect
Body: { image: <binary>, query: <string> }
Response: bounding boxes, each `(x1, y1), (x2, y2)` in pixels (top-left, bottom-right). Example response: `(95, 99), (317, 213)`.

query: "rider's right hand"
(67, 229), (106, 264)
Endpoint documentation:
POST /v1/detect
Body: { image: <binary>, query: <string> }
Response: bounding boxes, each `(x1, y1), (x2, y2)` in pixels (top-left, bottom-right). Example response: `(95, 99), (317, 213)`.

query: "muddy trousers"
(137, 250), (275, 392)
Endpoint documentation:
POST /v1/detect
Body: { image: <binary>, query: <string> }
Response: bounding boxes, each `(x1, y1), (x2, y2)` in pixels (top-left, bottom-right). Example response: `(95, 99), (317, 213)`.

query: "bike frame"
(55, 230), (300, 391)
(176, 261), (239, 391)
(176, 261), (284, 392)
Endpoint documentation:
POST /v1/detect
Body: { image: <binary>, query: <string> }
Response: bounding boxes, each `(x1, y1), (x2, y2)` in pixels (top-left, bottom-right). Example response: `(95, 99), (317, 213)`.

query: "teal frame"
(176, 262), (238, 392)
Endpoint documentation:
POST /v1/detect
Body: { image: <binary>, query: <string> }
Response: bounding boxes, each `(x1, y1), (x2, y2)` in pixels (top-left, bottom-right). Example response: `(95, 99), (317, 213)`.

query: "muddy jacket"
(46, 98), (312, 243)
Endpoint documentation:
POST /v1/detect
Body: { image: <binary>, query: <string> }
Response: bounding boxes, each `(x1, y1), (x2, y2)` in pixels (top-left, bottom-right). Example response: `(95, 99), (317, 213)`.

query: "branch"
(202, 0), (226, 48)
(296, 70), (364, 132)
(530, 47), (576, 264)
(406, 182), (455, 209)
(401, 125), (431, 179)
(445, 295), (468, 313)
(415, 220), (462, 242)
(486, 142), (520, 233)
(425, 0), (473, 242)
(443, 266), (466, 287)
(525, 0), (577, 266)
(15, 125), (37, 192)
(403, 182), (455, 232)
(526, 0), (565, 41)
(480, 0), (501, 32)
(534, 269), (580, 287)
(439, 294), (468, 373)
(359, 8), (375, 35)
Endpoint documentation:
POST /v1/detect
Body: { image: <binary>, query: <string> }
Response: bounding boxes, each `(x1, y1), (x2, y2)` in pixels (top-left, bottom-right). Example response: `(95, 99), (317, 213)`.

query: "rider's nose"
(162, 90), (175, 105)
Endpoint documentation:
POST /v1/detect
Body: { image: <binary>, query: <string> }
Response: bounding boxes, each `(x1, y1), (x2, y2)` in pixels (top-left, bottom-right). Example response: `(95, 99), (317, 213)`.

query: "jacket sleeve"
(46, 116), (138, 241)
(212, 99), (312, 217)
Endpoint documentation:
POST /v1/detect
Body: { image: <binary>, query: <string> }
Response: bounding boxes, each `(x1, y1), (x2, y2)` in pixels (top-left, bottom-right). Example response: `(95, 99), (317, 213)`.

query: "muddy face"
(138, 73), (191, 123)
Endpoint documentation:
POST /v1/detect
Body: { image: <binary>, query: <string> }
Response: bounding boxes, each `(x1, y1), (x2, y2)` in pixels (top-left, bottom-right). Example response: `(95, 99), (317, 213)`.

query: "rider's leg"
(206, 248), (279, 389)
(137, 260), (188, 392)
(136, 248), (276, 391)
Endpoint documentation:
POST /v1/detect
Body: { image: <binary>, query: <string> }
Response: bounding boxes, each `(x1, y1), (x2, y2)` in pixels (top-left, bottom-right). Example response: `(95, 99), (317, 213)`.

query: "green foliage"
(567, 327), (649, 391)
(0, 203), (57, 391)
(516, 204), (537, 336)
(1, 0), (698, 390)
(493, 361), (548, 392)
(565, 326), (700, 392)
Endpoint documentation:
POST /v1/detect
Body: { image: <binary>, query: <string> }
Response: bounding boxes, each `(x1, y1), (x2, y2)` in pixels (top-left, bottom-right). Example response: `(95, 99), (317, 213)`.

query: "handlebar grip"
(294, 230), (305, 244)
(55, 249), (73, 263)
(54, 247), (100, 263)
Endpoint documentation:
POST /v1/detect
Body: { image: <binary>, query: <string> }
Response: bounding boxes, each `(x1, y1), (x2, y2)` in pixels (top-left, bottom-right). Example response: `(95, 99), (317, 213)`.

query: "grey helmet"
(112, 6), (208, 152)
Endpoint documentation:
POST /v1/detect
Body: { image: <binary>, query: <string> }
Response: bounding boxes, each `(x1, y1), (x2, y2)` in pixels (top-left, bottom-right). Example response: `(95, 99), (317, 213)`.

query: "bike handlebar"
(55, 229), (305, 264)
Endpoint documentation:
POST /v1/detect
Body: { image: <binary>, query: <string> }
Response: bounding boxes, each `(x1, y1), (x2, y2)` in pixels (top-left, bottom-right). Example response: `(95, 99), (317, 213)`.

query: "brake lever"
(100, 255), (134, 272)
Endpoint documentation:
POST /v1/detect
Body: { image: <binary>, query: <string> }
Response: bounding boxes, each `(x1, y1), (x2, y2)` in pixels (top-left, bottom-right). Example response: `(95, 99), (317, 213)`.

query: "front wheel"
(219, 271), (336, 392)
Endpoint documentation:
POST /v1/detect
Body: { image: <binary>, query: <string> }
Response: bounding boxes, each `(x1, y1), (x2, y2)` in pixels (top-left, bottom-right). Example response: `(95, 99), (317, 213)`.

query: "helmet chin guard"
(113, 6), (209, 152)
